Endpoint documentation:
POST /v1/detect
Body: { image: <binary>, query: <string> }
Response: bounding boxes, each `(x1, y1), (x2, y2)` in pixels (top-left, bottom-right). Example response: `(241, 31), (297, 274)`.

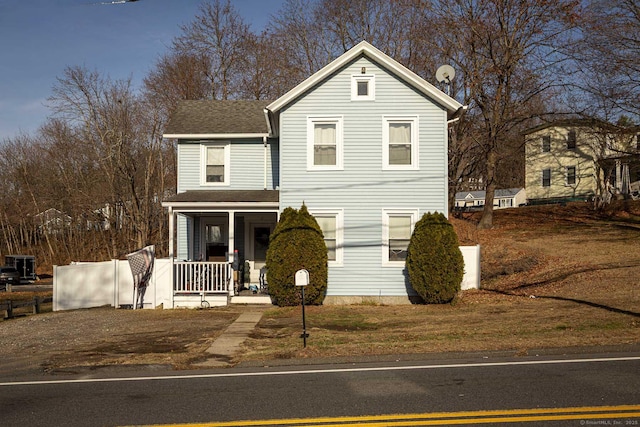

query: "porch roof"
(162, 190), (279, 210)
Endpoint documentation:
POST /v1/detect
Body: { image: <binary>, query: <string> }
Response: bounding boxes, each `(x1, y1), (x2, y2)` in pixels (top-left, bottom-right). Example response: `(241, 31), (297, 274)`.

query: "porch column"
(228, 210), (235, 297)
(228, 210), (235, 262)
(168, 207), (174, 259)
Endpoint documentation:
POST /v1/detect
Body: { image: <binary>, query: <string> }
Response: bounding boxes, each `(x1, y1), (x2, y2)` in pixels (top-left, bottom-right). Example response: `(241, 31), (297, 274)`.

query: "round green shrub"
(265, 204), (328, 306)
(406, 212), (464, 304)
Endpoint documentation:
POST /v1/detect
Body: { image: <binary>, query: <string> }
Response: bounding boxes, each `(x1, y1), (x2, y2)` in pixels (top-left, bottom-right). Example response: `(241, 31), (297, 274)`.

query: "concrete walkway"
(195, 308), (266, 367)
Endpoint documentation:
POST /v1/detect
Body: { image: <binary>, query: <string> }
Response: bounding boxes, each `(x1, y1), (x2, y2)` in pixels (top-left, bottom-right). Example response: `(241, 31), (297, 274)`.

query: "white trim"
(382, 116), (419, 170)
(381, 208), (419, 267)
(164, 133), (269, 140)
(351, 74), (375, 101)
(307, 116), (344, 170)
(200, 142), (231, 186)
(309, 208), (344, 267)
(266, 41), (463, 114)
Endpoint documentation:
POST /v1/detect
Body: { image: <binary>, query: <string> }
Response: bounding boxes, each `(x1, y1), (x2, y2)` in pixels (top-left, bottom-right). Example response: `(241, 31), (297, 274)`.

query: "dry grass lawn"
(1, 201), (639, 372)
(241, 201), (640, 362)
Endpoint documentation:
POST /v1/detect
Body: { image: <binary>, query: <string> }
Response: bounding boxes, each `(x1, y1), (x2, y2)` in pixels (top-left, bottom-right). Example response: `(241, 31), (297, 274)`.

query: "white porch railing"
(174, 261), (233, 295)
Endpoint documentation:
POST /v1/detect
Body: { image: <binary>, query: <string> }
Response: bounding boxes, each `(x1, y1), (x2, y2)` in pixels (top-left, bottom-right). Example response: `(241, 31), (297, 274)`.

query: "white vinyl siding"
(307, 116), (343, 170)
(382, 116), (419, 170)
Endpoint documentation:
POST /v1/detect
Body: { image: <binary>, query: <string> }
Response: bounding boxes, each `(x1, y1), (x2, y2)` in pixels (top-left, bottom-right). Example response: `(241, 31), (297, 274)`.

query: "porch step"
(174, 294), (228, 308)
(230, 295), (272, 304)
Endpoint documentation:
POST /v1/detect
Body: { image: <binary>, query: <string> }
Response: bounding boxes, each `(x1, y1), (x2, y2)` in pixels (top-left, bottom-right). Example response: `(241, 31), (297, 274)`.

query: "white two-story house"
(162, 41), (465, 305)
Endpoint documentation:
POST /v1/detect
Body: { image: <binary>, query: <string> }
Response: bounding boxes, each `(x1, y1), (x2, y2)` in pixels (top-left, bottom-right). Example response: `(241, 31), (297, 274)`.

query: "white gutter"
(163, 133), (269, 140)
(263, 136), (268, 190)
(447, 105), (468, 125)
(263, 108), (273, 137)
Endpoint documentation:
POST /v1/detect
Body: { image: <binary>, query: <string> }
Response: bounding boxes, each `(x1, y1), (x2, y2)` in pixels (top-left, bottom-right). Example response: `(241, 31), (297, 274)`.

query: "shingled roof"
(164, 100), (272, 137)
(163, 190), (279, 206)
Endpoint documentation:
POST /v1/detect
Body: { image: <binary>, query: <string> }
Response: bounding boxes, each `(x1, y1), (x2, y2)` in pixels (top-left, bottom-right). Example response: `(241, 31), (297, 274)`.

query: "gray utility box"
(4, 255), (37, 282)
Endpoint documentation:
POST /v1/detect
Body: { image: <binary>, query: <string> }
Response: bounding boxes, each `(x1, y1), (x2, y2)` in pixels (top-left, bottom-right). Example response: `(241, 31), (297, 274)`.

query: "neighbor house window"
(311, 209), (343, 265)
(499, 198), (513, 208)
(542, 135), (551, 152)
(383, 209), (418, 265)
(567, 130), (577, 149)
(351, 74), (375, 101)
(201, 142), (230, 185)
(566, 166), (576, 185)
(383, 116), (419, 169)
(307, 117), (343, 170)
(542, 168), (551, 187)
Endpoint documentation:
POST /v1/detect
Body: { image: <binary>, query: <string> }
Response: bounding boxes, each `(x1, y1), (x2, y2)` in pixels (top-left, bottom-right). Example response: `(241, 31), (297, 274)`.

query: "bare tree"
(173, 0), (251, 100)
(423, 0), (579, 228)
(572, 0), (640, 122)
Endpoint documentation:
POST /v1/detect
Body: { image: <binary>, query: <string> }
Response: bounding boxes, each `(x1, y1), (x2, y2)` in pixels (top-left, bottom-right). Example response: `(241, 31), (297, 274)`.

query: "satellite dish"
(436, 65), (456, 84)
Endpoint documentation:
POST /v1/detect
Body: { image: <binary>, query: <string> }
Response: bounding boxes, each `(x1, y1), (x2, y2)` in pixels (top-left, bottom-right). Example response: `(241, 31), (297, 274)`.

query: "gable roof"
(164, 100), (271, 139)
(265, 41), (464, 135)
(455, 188), (524, 200)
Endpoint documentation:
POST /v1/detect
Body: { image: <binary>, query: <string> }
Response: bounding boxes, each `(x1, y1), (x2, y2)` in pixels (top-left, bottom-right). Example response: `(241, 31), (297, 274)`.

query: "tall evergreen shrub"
(406, 212), (464, 304)
(265, 204), (328, 306)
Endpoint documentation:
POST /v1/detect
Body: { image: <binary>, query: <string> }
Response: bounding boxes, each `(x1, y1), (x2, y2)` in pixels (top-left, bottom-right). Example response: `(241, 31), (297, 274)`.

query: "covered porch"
(163, 190), (279, 305)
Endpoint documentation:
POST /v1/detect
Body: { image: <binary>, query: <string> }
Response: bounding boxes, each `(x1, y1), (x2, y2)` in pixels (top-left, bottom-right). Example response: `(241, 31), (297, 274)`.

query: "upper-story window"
(201, 142), (230, 186)
(351, 74), (375, 101)
(307, 116), (343, 170)
(382, 116), (419, 170)
(542, 135), (551, 152)
(567, 130), (577, 149)
(636, 133), (640, 151)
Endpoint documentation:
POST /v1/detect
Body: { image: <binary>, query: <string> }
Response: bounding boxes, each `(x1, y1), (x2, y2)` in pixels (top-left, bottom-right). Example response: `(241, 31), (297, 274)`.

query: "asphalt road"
(1, 351), (639, 426)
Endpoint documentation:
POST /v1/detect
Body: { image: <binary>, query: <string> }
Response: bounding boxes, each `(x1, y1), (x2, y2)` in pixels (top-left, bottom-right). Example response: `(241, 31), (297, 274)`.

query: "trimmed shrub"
(265, 204), (328, 306)
(406, 212), (464, 304)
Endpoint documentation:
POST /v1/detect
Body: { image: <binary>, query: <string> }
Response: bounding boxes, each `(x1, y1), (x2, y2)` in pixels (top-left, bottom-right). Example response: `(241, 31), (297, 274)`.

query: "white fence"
(53, 259), (174, 311)
(460, 245), (481, 290)
(53, 246), (481, 311)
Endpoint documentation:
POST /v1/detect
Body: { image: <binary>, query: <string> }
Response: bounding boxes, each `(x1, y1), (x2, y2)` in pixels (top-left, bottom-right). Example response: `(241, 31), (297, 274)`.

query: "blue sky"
(0, 0), (281, 140)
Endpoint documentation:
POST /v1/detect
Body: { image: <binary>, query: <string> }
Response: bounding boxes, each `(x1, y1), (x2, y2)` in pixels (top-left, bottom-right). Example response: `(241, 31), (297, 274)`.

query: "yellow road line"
(137, 405), (640, 427)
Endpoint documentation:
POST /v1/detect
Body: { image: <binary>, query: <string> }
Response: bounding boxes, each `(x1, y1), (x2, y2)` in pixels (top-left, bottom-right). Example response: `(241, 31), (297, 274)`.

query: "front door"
(202, 218), (228, 262)
(249, 224), (273, 283)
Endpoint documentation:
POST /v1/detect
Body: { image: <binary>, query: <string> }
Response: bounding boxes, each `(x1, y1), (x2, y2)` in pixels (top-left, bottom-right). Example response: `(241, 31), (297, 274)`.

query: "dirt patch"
(2, 201), (639, 373)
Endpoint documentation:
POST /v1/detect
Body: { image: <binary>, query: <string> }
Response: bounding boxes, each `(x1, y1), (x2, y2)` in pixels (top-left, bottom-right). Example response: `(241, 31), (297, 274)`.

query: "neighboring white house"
(161, 41), (469, 305)
(454, 188), (527, 211)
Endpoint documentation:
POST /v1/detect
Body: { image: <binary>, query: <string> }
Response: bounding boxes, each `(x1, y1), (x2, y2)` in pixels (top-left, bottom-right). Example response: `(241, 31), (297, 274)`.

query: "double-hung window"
(383, 116), (418, 169)
(567, 130), (577, 149)
(311, 209), (343, 265)
(382, 209), (418, 265)
(542, 135), (551, 153)
(307, 117), (343, 170)
(201, 142), (230, 185)
(566, 166), (576, 185)
(542, 168), (551, 187)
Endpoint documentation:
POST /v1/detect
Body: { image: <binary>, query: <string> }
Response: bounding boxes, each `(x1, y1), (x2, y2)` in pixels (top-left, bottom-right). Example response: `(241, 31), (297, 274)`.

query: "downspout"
(263, 136), (268, 190)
